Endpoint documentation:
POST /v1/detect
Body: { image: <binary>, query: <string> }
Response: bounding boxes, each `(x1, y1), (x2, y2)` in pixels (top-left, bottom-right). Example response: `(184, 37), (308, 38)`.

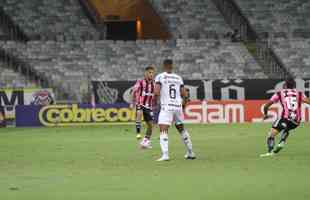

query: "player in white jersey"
(154, 59), (196, 161)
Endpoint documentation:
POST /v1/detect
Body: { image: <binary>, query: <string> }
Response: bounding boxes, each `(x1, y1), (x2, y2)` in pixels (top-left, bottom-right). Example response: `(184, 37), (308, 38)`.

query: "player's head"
(163, 59), (173, 73)
(284, 78), (296, 89)
(144, 65), (155, 81)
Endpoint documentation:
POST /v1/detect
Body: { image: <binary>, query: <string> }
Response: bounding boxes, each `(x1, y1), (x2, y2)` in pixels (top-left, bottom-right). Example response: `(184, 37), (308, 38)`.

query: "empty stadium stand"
(0, 40), (266, 100)
(1, 0), (101, 40)
(0, 61), (34, 88)
(150, 0), (232, 39)
(1, 0), (308, 102)
(234, 0), (310, 38)
(272, 39), (310, 78)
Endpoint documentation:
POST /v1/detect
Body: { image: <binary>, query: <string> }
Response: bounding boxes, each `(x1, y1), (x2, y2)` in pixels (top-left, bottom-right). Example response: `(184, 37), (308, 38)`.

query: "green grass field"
(0, 123), (310, 200)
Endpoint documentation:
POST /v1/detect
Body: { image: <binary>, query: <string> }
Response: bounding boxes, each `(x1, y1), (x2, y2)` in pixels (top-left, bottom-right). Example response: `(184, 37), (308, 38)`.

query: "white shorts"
(158, 108), (184, 126)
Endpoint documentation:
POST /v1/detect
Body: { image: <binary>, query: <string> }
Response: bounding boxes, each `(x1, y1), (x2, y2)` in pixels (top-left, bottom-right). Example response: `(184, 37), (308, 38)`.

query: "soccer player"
(260, 78), (310, 157)
(154, 59), (195, 161)
(131, 65), (156, 148)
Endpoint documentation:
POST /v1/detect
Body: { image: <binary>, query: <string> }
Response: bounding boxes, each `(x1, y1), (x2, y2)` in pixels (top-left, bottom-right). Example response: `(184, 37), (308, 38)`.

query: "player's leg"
(156, 110), (172, 161)
(260, 127), (279, 157)
(145, 121), (153, 139)
(175, 112), (195, 159)
(273, 130), (288, 153)
(144, 108), (154, 140)
(140, 121), (153, 149)
(267, 128), (279, 152)
(157, 124), (170, 161)
(175, 123), (196, 159)
(135, 106), (143, 139)
(260, 118), (282, 157)
(273, 121), (298, 154)
(140, 108), (154, 149)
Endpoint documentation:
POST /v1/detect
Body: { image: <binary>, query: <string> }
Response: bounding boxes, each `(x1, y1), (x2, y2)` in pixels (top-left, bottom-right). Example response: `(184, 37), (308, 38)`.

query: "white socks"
(159, 129), (193, 159)
(160, 131), (169, 158)
(180, 130), (193, 154)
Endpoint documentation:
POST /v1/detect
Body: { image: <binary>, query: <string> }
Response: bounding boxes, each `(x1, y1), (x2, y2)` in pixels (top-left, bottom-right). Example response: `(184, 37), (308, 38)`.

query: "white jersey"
(155, 72), (184, 111)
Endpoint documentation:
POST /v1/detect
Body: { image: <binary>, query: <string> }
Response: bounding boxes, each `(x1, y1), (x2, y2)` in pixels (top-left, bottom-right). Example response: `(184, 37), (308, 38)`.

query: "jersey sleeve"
(155, 74), (162, 85)
(180, 76), (184, 87)
(133, 80), (141, 93)
(132, 80), (141, 104)
(270, 92), (280, 103)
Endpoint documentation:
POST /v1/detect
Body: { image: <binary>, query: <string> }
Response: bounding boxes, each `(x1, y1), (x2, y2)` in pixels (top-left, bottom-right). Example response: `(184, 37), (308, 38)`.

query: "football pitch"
(0, 123), (309, 200)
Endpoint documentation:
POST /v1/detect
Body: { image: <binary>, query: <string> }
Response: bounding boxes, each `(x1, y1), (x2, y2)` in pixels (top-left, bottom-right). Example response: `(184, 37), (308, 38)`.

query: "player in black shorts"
(261, 79), (310, 157)
(131, 66), (155, 148)
(136, 105), (154, 124)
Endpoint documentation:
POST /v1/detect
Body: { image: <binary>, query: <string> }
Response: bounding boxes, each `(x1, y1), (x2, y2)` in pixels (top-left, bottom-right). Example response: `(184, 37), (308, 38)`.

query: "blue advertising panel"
(15, 103), (137, 127)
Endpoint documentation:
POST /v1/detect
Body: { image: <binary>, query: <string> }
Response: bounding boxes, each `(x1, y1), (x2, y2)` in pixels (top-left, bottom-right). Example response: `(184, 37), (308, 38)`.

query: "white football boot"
(259, 152), (275, 157)
(156, 156), (170, 161)
(140, 138), (152, 149)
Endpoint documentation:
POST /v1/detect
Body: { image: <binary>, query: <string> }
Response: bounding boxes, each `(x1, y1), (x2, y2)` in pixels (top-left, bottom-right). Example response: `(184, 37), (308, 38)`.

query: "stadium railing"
(212, 0), (292, 79)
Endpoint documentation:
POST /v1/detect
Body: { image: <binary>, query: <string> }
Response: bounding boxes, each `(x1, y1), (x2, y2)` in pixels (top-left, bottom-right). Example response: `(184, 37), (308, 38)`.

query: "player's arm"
(179, 75), (189, 108)
(180, 86), (190, 109)
(180, 85), (187, 98)
(302, 97), (310, 104)
(154, 74), (161, 98)
(154, 82), (161, 99)
(153, 82), (161, 109)
(263, 92), (280, 120)
(263, 100), (274, 120)
(154, 74), (161, 108)
(131, 81), (141, 109)
(131, 90), (136, 108)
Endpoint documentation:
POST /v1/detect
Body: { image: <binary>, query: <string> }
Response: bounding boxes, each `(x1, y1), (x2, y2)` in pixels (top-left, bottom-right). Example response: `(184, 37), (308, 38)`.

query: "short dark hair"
(285, 78), (296, 89)
(145, 65), (155, 71)
(163, 59), (173, 65)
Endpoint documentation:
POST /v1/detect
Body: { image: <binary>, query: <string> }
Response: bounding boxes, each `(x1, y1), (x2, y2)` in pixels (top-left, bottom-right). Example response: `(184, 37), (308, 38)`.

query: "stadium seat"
(272, 39), (310, 78)
(150, 0), (231, 39)
(1, 0), (100, 40)
(0, 39), (266, 100)
(0, 61), (33, 88)
(234, 0), (310, 39)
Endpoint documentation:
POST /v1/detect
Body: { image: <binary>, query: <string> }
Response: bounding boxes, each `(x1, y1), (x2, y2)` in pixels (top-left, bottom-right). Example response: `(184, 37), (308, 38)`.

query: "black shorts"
(137, 106), (154, 122)
(272, 118), (299, 132)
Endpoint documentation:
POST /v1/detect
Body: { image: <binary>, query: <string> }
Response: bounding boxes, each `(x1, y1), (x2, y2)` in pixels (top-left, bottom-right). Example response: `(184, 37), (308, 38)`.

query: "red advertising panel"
(184, 100), (310, 123)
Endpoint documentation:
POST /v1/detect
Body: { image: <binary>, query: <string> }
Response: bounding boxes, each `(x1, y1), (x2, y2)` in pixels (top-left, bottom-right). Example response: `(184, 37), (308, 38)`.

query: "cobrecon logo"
(38, 104), (136, 126)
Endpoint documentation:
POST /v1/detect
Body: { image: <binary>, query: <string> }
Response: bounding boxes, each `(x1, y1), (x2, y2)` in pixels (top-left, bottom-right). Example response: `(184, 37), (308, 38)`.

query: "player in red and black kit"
(131, 65), (155, 148)
(260, 78), (310, 157)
